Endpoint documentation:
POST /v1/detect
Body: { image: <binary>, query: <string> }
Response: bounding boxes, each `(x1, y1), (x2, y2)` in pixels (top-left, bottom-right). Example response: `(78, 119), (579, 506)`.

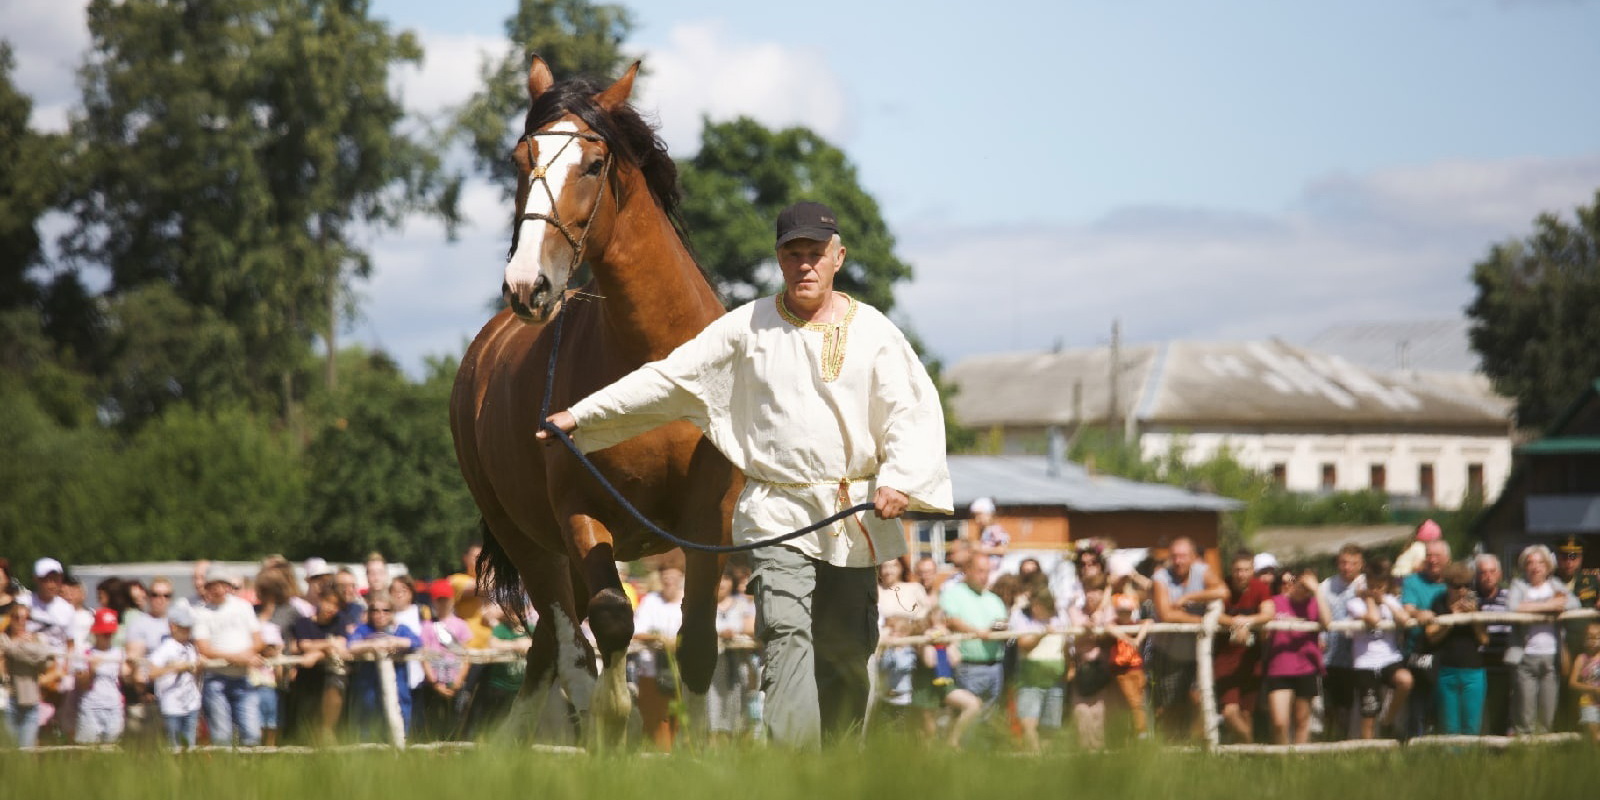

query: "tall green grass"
(4, 740), (1595, 800)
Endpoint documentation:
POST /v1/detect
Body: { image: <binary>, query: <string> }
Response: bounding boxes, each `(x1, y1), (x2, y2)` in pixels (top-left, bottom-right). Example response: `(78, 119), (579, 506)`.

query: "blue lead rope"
(536, 304), (877, 554)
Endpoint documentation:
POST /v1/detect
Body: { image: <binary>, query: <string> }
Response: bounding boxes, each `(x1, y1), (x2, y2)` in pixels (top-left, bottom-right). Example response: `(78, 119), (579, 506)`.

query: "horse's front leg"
(568, 514), (633, 749)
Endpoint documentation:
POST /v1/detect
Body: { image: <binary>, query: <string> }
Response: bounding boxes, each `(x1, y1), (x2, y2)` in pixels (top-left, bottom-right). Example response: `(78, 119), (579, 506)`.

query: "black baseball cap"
(775, 201), (839, 247)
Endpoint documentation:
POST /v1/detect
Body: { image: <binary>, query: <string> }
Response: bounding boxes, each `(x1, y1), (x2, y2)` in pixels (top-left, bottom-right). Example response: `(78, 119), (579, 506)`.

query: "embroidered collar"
(775, 293), (857, 383)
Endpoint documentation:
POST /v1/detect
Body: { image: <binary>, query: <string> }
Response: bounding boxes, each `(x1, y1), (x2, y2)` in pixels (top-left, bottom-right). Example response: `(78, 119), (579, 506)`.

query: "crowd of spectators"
(862, 506), (1600, 751)
(3, 518), (1600, 752)
(0, 549), (503, 749)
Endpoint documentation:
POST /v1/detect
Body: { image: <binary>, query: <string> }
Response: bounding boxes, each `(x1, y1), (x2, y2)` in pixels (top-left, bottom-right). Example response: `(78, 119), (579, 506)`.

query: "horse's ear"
(528, 55), (555, 101)
(594, 61), (640, 111)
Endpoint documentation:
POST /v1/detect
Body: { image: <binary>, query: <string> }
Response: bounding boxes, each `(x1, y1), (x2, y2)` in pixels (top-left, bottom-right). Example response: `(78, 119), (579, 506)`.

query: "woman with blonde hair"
(1508, 544), (1578, 735)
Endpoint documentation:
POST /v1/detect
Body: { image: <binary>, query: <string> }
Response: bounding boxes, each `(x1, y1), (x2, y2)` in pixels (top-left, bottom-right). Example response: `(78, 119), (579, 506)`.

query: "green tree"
(299, 350), (478, 575)
(1467, 190), (1600, 429)
(63, 0), (459, 425)
(455, 0), (634, 193)
(0, 42), (66, 311)
(112, 404), (307, 562)
(678, 117), (912, 312)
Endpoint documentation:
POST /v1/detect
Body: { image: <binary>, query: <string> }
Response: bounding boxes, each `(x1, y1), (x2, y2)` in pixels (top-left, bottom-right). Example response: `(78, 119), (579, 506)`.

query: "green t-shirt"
(939, 581), (1007, 664)
(484, 622), (527, 692)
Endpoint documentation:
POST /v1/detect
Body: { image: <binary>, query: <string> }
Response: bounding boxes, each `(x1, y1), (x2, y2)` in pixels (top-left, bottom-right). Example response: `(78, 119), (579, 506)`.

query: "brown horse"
(449, 57), (741, 743)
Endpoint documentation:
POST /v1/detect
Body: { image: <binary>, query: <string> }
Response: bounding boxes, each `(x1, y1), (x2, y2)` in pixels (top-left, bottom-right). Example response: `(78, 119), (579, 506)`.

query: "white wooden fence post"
(378, 652), (407, 749)
(1197, 600), (1221, 751)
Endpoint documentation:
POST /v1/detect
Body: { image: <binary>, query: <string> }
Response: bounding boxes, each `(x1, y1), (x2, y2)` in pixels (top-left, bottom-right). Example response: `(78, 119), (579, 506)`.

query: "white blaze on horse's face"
(506, 120), (586, 319)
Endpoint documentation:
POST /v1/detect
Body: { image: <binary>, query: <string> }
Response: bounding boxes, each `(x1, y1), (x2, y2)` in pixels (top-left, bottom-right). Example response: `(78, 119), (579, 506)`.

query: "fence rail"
(35, 607), (1598, 753)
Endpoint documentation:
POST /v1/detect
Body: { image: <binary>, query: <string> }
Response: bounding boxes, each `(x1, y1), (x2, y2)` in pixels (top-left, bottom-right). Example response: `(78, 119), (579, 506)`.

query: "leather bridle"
(506, 128), (612, 266)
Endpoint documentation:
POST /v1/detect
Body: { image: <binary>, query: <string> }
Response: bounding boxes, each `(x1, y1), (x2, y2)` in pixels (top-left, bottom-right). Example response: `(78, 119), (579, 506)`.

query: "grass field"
(4, 739), (1597, 800)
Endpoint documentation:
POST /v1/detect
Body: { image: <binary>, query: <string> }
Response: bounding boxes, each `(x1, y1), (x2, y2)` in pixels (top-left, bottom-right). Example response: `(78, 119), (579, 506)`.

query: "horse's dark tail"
(475, 518), (531, 628)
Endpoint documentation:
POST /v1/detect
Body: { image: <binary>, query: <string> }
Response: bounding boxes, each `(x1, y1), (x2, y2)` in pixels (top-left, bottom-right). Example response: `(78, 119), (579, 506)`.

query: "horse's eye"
(585, 159), (604, 176)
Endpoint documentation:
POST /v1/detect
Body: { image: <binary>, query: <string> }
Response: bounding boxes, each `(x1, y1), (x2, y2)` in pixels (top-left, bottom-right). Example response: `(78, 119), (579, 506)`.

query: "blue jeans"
(163, 711), (199, 749)
(1434, 667), (1486, 735)
(257, 685), (279, 730)
(203, 674), (261, 746)
(954, 662), (1006, 711)
(6, 701), (41, 748)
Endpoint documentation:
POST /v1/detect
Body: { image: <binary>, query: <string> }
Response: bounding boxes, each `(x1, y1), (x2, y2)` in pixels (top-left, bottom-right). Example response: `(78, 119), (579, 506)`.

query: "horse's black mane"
(523, 75), (691, 247)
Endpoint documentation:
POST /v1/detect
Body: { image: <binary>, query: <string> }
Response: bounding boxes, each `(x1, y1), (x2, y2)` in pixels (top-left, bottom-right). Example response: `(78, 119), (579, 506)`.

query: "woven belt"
(753, 474), (879, 561)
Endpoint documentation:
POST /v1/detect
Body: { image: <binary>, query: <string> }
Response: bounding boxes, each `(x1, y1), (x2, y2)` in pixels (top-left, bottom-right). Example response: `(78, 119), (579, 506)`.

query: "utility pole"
(1108, 319), (1121, 438)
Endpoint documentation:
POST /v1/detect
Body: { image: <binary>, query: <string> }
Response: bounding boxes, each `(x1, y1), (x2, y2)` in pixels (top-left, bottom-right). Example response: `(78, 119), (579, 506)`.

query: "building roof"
(946, 339), (1511, 431)
(1251, 525), (1416, 561)
(947, 454), (1242, 514)
(1304, 320), (1480, 374)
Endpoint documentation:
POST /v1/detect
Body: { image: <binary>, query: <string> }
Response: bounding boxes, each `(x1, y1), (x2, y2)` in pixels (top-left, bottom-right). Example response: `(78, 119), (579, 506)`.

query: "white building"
(946, 337), (1513, 510)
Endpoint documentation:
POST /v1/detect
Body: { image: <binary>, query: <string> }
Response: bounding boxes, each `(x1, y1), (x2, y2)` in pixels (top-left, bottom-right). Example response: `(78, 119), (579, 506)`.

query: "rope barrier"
(25, 608), (1596, 753)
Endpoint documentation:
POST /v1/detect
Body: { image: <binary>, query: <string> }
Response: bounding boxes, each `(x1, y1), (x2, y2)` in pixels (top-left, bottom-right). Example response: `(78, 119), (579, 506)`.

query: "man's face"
(1337, 552), (1364, 582)
(949, 539), (971, 569)
(1558, 550), (1582, 580)
(335, 574), (358, 603)
(777, 236), (843, 307)
(1422, 542), (1449, 578)
(1170, 541), (1196, 574)
(1476, 560), (1502, 591)
(660, 568), (684, 598)
(965, 557), (990, 590)
(1231, 559), (1253, 588)
(35, 573), (62, 601)
(149, 583), (174, 615)
(916, 559), (938, 586)
(202, 581), (230, 606)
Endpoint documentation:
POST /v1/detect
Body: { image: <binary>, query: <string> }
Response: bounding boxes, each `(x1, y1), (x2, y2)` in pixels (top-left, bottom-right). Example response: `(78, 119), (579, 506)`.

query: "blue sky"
(9, 0), (1600, 370)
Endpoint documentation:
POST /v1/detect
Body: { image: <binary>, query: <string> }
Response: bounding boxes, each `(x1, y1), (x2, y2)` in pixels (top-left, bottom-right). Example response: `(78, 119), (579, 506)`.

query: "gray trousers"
(1513, 654), (1560, 734)
(751, 544), (879, 748)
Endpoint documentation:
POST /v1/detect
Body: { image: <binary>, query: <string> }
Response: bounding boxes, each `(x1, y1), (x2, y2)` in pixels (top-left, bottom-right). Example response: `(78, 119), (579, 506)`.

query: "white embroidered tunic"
(568, 294), (954, 568)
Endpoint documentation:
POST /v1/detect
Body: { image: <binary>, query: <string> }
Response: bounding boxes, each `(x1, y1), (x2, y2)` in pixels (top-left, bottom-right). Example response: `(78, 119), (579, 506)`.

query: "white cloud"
(6, 0), (89, 132)
(635, 21), (850, 155)
(391, 32), (504, 118)
(898, 154), (1600, 365)
(353, 178), (509, 370)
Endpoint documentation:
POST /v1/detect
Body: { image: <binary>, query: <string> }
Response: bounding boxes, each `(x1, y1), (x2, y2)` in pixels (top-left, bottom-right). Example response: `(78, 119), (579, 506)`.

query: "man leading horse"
(541, 201), (953, 746)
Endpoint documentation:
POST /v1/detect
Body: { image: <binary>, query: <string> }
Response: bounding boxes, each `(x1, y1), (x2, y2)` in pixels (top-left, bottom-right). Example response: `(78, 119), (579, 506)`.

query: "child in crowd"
(1264, 568), (1328, 745)
(1107, 589), (1152, 740)
(1572, 622), (1600, 746)
(1014, 590), (1065, 753)
(917, 609), (982, 748)
(1068, 576), (1114, 750)
(253, 623), (284, 747)
(1349, 560), (1413, 740)
(876, 614), (922, 728)
(148, 604), (202, 749)
(75, 607), (129, 744)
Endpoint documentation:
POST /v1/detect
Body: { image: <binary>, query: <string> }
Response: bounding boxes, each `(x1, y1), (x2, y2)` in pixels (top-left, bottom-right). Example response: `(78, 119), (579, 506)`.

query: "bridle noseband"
(507, 128), (613, 266)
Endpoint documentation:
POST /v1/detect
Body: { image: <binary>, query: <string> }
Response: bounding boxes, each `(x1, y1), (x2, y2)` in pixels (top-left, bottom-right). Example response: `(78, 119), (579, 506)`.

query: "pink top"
(1265, 594), (1322, 678)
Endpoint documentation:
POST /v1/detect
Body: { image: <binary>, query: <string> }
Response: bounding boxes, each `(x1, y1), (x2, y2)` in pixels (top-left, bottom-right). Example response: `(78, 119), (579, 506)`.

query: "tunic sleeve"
(870, 326), (954, 514)
(568, 310), (742, 454)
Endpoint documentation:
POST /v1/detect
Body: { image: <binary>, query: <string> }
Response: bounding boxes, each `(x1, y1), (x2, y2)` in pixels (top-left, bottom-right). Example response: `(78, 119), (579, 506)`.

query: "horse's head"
(502, 57), (640, 323)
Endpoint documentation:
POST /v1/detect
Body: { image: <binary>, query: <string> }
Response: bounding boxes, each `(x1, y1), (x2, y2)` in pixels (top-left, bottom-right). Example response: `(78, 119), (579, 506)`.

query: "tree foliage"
(455, 0), (633, 194)
(0, 42), (66, 311)
(678, 118), (912, 312)
(1467, 190), (1600, 430)
(64, 0), (458, 425)
(298, 351), (478, 575)
(1068, 428), (1391, 549)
